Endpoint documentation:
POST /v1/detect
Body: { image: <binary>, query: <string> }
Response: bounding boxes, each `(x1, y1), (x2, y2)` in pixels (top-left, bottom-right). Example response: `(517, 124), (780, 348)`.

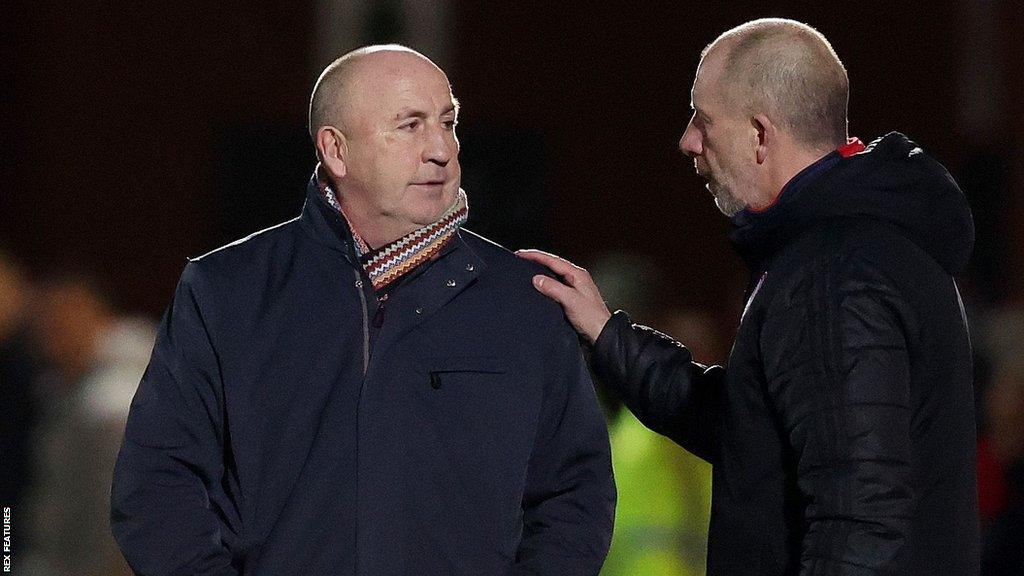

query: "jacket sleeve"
(111, 263), (241, 576)
(761, 255), (915, 573)
(512, 319), (616, 576)
(590, 311), (723, 463)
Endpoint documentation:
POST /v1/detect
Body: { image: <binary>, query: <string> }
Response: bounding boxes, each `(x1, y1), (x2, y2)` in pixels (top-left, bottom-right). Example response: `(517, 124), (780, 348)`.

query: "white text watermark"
(3, 507), (11, 572)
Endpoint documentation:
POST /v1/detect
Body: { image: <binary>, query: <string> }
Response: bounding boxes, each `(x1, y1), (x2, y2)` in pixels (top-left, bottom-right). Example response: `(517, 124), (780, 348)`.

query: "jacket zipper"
(352, 268), (370, 375)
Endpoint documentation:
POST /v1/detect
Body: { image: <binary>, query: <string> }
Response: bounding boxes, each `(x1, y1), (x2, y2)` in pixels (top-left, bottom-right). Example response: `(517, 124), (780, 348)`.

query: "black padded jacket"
(592, 132), (979, 575)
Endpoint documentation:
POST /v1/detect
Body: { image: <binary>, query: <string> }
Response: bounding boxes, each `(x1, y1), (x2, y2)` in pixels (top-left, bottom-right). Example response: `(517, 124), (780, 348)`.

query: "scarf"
(317, 171), (468, 292)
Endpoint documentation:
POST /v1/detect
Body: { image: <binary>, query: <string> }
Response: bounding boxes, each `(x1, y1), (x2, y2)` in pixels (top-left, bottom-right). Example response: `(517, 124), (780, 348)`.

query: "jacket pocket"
(421, 356), (507, 389)
(408, 356), (521, 561)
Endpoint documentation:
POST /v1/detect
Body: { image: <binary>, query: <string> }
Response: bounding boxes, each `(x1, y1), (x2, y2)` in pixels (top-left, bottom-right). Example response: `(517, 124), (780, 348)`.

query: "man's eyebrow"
(395, 107), (428, 120)
(393, 104), (459, 120)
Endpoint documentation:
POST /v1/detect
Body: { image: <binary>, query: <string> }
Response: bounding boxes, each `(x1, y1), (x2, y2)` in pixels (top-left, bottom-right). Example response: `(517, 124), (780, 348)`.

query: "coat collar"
(297, 173), (485, 281)
(299, 173), (358, 263)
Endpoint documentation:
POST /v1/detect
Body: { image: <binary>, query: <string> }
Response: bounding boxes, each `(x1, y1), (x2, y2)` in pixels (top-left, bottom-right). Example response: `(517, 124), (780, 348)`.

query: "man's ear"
(316, 126), (349, 180)
(752, 113), (773, 165)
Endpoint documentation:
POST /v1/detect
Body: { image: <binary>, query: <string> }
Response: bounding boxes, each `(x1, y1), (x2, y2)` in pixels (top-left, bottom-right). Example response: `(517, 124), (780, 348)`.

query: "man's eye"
(401, 120), (420, 131)
(443, 119), (457, 130)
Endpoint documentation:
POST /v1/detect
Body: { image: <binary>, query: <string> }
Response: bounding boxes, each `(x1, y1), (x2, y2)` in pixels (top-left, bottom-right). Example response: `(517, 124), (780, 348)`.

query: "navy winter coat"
(593, 133), (979, 574)
(111, 178), (616, 576)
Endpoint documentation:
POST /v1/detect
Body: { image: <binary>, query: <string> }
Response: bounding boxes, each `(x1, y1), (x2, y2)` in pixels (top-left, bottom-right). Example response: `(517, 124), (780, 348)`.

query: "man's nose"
(423, 125), (453, 166)
(679, 122), (702, 157)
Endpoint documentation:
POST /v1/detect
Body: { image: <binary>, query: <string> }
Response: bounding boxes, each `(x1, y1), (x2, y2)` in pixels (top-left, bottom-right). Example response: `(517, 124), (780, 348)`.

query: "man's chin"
(412, 182), (459, 203)
(410, 202), (455, 227)
(709, 185), (745, 217)
(713, 195), (746, 218)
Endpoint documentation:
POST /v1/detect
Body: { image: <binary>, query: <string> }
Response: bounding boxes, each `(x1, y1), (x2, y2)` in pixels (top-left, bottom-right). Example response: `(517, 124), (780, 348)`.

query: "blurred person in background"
(20, 270), (154, 576)
(586, 252), (712, 576)
(110, 45), (614, 576)
(0, 247), (40, 557)
(976, 308), (1024, 575)
(584, 251), (661, 417)
(604, 305), (718, 576)
(522, 17), (978, 575)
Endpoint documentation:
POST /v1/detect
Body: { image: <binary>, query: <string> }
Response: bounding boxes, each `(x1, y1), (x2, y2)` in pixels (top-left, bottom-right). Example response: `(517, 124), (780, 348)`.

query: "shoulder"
(800, 225), (922, 329)
(780, 219), (941, 286)
(182, 216), (303, 289)
(190, 216), (302, 266)
(456, 229), (555, 283)
(762, 221), (914, 315)
(828, 220), (948, 297)
(833, 220), (923, 258)
(456, 229), (573, 326)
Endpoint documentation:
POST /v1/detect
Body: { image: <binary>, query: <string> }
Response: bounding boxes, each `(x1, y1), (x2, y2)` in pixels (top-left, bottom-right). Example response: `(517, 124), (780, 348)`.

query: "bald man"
(111, 46), (615, 576)
(521, 19), (979, 575)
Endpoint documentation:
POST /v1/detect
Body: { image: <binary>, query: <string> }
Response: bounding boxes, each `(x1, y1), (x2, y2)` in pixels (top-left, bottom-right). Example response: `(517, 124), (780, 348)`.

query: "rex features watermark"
(3, 507), (11, 572)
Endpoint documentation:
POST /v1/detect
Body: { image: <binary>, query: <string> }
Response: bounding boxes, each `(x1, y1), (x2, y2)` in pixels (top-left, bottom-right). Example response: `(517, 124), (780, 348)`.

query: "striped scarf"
(318, 172), (468, 292)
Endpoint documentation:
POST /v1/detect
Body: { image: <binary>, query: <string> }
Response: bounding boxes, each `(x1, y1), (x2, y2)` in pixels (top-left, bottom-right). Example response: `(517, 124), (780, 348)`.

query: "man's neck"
(770, 147), (831, 200)
(743, 145), (836, 215)
(332, 199), (416, 251)
(344, 213), (416, 250)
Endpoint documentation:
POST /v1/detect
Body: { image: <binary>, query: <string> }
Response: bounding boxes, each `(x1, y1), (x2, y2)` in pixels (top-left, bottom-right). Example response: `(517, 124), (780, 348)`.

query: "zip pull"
(372, 301), (386, 328)
(352, 269), (370, 374)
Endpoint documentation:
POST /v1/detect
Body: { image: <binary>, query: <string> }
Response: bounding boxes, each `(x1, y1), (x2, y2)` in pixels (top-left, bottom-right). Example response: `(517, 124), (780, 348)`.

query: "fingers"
(533, 274), (612, 344)
(517, 249), (597, 290)
(516, 249), (581, 279)
(522, 253), (612, 344)
(531, 274), (577, 307)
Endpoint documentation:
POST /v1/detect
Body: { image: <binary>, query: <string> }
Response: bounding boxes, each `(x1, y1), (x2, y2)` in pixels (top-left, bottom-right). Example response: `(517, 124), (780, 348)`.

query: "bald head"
(308, 45), (450, 141)
(704, 18), (849, 151)
(308, 44), (462, 248)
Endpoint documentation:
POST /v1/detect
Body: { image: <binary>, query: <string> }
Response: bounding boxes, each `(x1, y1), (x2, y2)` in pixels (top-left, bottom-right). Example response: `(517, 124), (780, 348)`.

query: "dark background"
(5, 1), (1021, 320)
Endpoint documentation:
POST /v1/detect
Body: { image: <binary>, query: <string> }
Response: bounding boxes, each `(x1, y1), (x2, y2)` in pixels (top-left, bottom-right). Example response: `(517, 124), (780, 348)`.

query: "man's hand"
(516, 250), (612, 344)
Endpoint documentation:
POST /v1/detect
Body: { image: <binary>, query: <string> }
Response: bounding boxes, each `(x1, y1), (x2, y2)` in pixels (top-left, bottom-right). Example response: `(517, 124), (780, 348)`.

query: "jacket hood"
(730, 132), (975, 275)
